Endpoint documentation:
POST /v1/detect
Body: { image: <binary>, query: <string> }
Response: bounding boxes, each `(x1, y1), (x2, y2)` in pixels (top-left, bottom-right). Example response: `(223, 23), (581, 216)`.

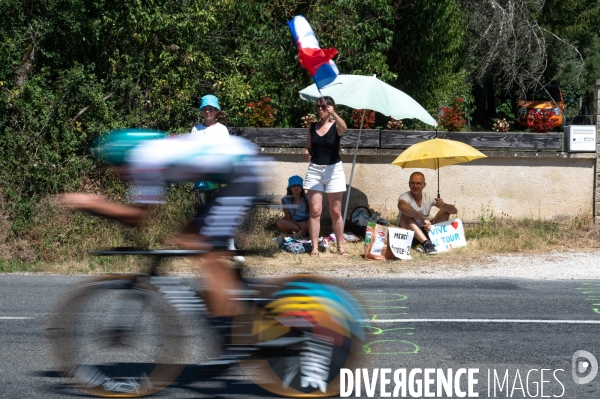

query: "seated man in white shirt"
(397, 172), (458, 255)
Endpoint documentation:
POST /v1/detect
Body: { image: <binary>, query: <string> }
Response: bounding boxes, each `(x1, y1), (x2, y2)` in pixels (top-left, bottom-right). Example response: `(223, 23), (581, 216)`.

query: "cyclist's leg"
(59, 193), (148, 227)
(181, 176), (258, 317)
(176, 239), (244, 317)
(203, 252), (245, 316)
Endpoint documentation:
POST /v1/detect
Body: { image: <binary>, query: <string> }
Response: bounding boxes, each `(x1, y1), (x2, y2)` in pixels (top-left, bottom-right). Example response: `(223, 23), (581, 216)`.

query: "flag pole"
(342, 108), (365, 227)
(317, 87), (326, 105)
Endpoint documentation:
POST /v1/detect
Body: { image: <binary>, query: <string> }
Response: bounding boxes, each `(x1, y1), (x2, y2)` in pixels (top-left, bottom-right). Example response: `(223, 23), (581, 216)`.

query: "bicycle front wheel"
(46, 275), (189, 397)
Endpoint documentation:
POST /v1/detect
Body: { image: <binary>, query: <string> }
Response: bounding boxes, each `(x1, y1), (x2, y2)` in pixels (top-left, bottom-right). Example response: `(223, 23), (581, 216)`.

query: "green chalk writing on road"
(576, 283), (600, 315)
(362, 340), (420, 355)
(366, 326), (415, 335)
(361, 292), (419, 355)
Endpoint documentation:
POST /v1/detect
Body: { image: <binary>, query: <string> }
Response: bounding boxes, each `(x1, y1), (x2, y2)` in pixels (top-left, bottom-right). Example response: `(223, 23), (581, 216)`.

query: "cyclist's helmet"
(93, 128), (167, 165)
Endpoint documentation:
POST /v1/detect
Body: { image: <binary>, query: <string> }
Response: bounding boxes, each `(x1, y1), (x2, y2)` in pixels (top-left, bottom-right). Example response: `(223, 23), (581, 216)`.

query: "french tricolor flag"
(287, 16), (339, 89)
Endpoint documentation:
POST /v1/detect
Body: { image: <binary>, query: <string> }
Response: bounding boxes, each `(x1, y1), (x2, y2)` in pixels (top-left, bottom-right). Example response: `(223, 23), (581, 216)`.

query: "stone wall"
(231, 117), (599, 223)
(260, 149), (596, 222)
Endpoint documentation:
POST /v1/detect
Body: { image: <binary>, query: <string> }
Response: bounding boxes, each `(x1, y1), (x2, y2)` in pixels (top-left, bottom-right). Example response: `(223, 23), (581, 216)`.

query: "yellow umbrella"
(391, 138), (487, 197)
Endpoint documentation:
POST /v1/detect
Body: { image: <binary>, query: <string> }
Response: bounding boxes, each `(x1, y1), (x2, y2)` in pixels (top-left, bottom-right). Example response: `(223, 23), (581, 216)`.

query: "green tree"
(0, 0), (235, 230)
(227, 0), (400, 127)
(387, 0), (471, 127)
(541, 0), (600, 117)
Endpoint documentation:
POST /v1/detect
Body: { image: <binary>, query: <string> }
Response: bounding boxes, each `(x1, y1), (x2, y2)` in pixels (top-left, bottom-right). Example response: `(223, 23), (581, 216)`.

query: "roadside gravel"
(392, 249), (600, 280)
(241, 248), (600, 280)
(7, 248), (600, 280)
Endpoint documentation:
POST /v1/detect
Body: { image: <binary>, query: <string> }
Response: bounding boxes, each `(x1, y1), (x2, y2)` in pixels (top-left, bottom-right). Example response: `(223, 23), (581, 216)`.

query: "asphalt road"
(2, 275), (600, 398)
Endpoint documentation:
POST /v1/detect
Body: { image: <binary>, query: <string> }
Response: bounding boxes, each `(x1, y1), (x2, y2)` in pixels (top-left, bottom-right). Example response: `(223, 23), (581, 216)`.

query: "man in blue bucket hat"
(191, 95), (242, 259)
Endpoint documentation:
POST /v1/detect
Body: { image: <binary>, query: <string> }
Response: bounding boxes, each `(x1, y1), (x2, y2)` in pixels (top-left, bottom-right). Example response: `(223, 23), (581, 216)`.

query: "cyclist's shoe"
(422, 240), (438, 255)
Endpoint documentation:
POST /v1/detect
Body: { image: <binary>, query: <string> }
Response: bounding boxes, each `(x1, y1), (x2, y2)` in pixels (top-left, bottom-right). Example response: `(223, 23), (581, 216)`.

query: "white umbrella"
(299, 74), (437, 223)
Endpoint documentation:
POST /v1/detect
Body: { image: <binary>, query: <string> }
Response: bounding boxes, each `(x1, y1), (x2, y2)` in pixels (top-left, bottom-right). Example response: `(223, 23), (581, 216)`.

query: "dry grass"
(234, 211), (600, 277)
(464, 215), (600, 253)
(0, 186), (195, 272)
(1, 203), (599, 275)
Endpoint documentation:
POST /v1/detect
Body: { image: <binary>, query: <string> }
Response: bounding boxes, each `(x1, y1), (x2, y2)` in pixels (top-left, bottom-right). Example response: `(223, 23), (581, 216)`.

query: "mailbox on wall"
(564, 125), (597, 152)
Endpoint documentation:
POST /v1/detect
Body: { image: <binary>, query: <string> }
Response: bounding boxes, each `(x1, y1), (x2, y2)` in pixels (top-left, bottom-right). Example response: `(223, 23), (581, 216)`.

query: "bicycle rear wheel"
(46, 275), (189, 397)
(235, 275), (367, 398)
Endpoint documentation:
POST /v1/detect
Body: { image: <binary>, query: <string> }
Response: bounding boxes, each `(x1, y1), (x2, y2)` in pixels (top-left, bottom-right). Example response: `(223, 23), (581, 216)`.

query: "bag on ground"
(364, 223), (394, 260)
(280, 239), (312, 254)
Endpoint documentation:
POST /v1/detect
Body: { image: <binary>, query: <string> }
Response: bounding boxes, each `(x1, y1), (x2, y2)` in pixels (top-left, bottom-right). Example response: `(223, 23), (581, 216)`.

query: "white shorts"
(303, 161), (347, 193)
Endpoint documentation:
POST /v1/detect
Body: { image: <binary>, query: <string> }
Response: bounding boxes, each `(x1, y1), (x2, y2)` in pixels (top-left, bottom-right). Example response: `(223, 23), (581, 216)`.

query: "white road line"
(367, 319), (600, 324)
(0, 317), (33, 320)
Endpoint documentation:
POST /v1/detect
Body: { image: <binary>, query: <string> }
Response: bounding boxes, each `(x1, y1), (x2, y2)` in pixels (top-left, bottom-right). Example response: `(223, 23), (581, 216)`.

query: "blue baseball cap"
(199, 94), (220, 111)
(287, 175), (303, 188)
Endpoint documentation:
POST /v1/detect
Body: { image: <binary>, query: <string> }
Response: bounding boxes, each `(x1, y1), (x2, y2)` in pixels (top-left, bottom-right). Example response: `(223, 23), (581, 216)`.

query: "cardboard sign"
(428, 218), (467, 253)
(387, 227), (414, 260)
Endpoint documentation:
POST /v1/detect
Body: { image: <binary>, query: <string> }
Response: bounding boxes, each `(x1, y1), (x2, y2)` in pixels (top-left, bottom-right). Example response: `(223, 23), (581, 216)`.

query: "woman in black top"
(303, 96), (348, 257)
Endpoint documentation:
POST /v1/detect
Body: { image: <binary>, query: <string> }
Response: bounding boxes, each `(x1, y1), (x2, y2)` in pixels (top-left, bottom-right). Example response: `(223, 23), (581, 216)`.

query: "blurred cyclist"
(60, 129), (262, 321)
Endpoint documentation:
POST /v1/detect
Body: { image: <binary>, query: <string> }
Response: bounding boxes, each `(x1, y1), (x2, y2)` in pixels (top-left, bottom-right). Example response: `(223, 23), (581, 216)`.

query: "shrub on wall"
(528, 109), (555, 133)
(492, 119), (510, 132)
(386, 118), (404, 130)
(350, 109), (376, 129)
(438, 98), (466, 131)
(245, 97), (278, 127)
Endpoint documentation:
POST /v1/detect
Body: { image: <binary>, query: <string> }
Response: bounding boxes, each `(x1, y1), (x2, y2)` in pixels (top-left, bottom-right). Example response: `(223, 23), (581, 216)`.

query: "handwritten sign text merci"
(387, 227), (414, 259)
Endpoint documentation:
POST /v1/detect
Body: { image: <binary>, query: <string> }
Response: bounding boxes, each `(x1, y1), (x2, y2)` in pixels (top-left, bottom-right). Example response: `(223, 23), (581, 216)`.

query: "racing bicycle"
(45, 245), (367, 397)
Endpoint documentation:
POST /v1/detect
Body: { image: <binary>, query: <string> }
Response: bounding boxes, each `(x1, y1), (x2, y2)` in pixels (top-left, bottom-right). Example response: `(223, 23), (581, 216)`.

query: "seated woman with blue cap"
(276, 175), (310, 239)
